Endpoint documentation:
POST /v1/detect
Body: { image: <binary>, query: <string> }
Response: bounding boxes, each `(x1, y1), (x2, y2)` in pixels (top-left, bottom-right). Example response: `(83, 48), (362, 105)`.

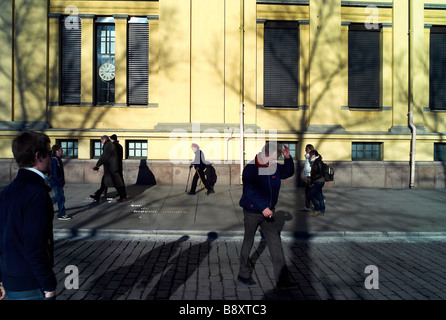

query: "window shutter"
(61, 17), (81, 104)
(128, 21), (149, 105)
(348, 25), (380, 109)
(264, 21), (299, 108)
(430, 26), (446, 110)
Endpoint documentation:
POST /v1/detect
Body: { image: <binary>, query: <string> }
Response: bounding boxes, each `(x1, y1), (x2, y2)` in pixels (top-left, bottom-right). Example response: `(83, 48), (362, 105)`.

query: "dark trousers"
(238, 211), (289, 285)
(190, 168), (211, 193)
(304, 181), (311, 208)
(95, 176), (127, 199)
(51, 185), (66, 217)
(309, 181), (325, 213)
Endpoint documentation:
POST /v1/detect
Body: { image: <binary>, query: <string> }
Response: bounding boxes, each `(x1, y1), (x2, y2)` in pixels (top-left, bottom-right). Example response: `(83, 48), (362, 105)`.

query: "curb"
(53, 228), (446, 241)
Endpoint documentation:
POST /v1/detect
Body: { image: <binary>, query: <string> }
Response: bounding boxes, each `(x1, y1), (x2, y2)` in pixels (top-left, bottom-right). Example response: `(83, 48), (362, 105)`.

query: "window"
(128, 18), (149, 105)
(96, 21), (115, 104)
(434, 143), (446, 161)
(91, 140), (103, 159)
(61, 16), (81, 104)
(348, 24), (380, 109)
(58, 139), (79, 159)
(127, 140), (147, 159)
(430, 26), (446, 110)
(264, 21), (299, 108)
(352, 142), (382, 161)
(278, 141), (297, 160)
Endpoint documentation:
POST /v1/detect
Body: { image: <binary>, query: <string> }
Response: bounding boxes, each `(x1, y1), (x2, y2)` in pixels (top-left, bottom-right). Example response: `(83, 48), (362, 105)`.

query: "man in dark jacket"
(187, 143), (213, 195)
(91, 135), (127, 202)
(110, 134), (124, 184)
(238, 142), (295, 288)
(0, 131), (57, 300)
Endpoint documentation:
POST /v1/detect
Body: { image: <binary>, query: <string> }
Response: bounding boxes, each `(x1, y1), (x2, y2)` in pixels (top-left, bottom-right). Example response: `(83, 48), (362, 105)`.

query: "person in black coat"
(309, 150), (326, 216)
(110, 134), (124, 184)
(238, 142), (296, 288)
(91, 135), (127, 202)
(0, 131), (57, 300)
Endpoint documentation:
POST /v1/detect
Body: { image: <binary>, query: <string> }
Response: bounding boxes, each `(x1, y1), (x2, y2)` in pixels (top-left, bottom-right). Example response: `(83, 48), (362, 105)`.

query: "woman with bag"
(309, 150), (325, 217)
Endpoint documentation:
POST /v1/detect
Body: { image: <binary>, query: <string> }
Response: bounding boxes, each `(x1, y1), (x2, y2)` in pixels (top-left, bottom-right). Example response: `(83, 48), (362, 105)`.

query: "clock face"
(99, 62), (115, 81)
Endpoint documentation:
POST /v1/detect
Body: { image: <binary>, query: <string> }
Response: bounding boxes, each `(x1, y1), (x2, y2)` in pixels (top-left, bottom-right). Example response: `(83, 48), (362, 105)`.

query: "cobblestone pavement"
(54, 235), (446, 301)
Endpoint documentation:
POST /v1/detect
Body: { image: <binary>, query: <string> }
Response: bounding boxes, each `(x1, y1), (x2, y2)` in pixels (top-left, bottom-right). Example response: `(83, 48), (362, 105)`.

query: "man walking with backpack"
(308, 150), (326, 216)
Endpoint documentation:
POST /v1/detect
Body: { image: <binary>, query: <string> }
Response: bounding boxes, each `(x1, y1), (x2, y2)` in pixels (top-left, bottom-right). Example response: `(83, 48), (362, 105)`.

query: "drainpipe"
(239, 0), (245, 185)
(408, 111), (416, 189)
(408, 0), (416, 189)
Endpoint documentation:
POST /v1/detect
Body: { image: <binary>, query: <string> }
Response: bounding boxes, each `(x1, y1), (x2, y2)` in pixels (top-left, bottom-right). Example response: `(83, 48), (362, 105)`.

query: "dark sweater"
(0, 169), (57, 292)
(49, 156), (65, 187)
(239, 156), (294, 214)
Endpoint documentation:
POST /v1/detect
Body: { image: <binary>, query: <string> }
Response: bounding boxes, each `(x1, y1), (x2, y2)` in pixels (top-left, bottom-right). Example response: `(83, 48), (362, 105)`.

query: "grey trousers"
(238, 211), (289, 284)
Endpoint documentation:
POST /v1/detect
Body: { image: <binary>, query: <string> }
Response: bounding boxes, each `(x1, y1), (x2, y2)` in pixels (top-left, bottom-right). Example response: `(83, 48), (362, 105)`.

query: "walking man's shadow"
(83, 235), (189, 300)
(145, 232), (218, 299)
(82, 232), (218, 300)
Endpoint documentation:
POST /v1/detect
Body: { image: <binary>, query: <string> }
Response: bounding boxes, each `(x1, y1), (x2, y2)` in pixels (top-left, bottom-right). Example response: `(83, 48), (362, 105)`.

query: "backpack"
(323, 163), (334, 182)
(204, 164), (217, 188)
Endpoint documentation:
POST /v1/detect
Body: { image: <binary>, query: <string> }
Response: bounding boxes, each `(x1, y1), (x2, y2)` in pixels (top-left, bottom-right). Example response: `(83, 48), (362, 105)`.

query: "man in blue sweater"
(0, 131), (57, 300)
(238, 142), (296, 288)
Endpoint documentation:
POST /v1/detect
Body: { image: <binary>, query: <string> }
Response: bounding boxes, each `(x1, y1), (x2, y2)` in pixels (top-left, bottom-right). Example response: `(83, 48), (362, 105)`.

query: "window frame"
(95, 19), (116, 105)
(57, 139), (79, 159)
(434, 143), (446, 161)
(128, 17), (149, 105)
(91, 140), (103, 159)
(263, 20), (300, 108)
(429, 26), (446, 110)
(60, 15), (82, 105)
(348, 23), (381, 110)
(126, 140), (148, 159)
(352, 142), (383, 161)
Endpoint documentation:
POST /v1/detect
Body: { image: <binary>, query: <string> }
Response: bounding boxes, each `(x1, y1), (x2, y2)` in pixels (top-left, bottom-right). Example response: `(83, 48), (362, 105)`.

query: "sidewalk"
(51, 183), (446, 240)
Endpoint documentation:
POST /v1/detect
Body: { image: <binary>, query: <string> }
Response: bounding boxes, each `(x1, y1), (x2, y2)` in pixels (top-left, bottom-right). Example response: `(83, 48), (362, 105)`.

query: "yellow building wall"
(191, 0), (224, 123)
(0, 0), (13, 122)
(13, 0), (48, 123)
(2, 0), (446, 168)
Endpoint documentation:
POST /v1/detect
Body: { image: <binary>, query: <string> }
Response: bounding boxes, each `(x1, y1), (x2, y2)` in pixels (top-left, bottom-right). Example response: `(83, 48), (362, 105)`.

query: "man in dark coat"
(90, 135), (127, 202)
(238, 142), (296, 288)
(110, 134), (124, 184)
(0, 131), (57, 300)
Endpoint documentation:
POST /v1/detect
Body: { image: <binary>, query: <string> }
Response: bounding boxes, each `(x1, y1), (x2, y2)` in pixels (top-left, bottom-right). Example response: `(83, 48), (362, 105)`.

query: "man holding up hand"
(238, 142), (296, 288)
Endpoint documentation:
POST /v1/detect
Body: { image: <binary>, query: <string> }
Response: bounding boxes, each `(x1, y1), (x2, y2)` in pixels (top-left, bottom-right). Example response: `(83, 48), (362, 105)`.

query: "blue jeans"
(51, 185), (66, 217)
(5, 288), (54, 300)
(309, 181), (325, 213)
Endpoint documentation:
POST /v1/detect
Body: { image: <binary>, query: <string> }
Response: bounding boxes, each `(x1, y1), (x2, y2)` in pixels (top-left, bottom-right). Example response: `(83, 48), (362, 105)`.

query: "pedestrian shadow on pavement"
(144, 231), (218, 300)
(80, 235), (190, 300)
(78, 232), (218, 300)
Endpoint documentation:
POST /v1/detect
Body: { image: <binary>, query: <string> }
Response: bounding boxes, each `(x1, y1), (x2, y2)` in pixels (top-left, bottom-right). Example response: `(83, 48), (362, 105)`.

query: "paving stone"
(51, 236), (446, 301)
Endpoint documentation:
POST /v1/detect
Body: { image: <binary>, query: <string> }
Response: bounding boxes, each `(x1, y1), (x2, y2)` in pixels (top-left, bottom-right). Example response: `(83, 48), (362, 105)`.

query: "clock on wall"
(99, 62), (115, 81)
